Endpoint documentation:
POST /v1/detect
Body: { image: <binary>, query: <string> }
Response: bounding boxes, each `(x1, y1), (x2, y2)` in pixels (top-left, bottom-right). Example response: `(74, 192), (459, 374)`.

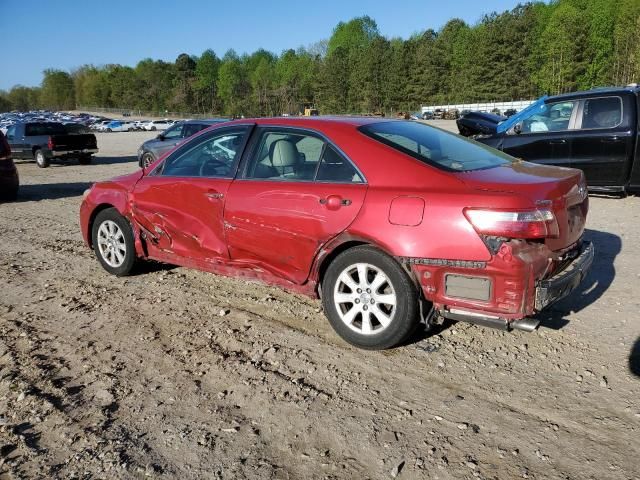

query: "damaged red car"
(80, 118), (593, 349)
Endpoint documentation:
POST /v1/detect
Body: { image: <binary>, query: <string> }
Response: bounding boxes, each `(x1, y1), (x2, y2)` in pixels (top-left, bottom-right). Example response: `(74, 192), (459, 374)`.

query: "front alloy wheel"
(91, 208), (137, 276)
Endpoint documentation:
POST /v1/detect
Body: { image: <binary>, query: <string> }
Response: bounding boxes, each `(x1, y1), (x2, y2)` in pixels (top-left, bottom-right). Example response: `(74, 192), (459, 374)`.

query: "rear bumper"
(535, 241), (594, 310)
(412, 238), (594, 327)
(51, 148), (98, 157)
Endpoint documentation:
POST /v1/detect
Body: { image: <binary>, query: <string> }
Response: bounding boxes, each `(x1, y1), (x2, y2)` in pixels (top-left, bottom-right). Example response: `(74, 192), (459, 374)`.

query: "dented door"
(131, 176), (232, 261)
(130, 126), (251, 262)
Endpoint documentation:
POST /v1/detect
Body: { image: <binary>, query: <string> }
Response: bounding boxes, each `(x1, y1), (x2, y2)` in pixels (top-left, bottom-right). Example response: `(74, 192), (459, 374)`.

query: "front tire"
(141, 152), (156, 168)
(34, 149), (50, 168)
(91, 208), (137, 276)
(322, 246), (419, 349)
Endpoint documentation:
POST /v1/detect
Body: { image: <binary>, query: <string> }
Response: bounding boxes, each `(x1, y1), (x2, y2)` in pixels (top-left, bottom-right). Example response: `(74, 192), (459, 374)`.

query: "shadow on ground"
(14, 182), (93, 202)
(630, 337), (640, 378)
(536, 228), (621, 330)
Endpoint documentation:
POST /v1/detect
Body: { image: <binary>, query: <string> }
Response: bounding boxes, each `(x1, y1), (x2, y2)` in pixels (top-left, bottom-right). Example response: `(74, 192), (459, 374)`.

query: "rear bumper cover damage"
(409, 239), (594, 331)
(534, 241), (594, 311)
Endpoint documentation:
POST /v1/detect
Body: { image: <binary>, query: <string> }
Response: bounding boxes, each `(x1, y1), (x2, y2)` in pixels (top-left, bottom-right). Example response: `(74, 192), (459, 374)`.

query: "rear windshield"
(25, 122), (67, 136)
(359, 121), (515, 172)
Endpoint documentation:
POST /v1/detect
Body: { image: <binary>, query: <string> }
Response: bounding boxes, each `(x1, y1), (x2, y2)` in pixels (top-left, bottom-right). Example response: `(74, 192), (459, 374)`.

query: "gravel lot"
(1, 126), (639, 479)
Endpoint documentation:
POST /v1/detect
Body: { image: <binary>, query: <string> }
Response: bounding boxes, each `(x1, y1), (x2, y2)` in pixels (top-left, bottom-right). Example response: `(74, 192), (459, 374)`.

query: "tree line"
(1, 0), (638, 116)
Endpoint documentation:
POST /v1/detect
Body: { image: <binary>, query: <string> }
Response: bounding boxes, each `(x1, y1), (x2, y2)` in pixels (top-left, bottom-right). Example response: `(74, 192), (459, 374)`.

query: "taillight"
(0, 137), (10, 160)
(47, 136), (55, 150)
(464, 208), (559, 239)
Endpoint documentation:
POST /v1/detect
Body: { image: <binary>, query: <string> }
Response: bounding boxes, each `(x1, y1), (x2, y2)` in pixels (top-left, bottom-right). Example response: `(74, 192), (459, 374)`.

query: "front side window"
(162, 123), (183, 139)
(360, 121), (514, 172)
(519, 101), (576, 133)
(5, 125), (16, 140)
(160, 128), (247, 178)
(581, 97), (622, 129)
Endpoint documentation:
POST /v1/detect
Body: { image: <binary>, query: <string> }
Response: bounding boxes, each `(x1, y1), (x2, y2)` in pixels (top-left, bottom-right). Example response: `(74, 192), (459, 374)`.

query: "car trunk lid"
(456, 161), (588, 251)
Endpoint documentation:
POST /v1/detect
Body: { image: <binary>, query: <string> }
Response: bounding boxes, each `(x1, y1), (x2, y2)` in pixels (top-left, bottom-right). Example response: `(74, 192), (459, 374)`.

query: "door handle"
(319, 196), (351, 208)
(205, 192), (224, 200)
(548, 139), (566, 145)
(601, 136), (620, 143)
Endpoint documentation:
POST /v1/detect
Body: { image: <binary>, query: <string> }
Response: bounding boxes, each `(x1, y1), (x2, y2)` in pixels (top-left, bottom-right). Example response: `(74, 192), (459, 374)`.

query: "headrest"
(269, 139), (298, 168)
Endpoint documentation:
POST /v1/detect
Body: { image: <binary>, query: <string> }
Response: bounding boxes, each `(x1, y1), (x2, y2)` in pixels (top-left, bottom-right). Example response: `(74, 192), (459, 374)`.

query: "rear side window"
(25, 123), (67, 136)
(581, 97), (622, 129)
(244, 129), (363, 183)
(183, 123), (208, 138)
(360, 121), (514, 172)
(317, 146), (363, 183)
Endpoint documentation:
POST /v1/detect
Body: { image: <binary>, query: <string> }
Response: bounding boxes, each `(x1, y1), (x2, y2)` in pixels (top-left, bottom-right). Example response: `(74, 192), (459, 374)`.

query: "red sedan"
(80, 117), (593, 349)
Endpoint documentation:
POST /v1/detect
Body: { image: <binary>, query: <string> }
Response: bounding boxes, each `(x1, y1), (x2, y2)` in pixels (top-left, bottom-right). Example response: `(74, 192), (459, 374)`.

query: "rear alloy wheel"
(34, 149), (50, 168)
(322, 246), (419, 349)
(91, 208), (137, 276)
(141, 152), (156, 168)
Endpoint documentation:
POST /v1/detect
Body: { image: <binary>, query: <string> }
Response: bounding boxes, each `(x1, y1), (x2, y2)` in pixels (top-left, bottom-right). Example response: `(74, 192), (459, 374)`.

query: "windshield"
(496, 96), (548, 133)
(360, 121), (515, 172)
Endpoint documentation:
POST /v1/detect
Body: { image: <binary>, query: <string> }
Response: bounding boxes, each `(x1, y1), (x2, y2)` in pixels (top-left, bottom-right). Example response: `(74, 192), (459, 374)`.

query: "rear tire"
(151, 126), (156, 131)
(91, 208), (137, 276)
(34, 149), (50, 168)
(322, 246), (419, 350)
(106, 128), (112, 132)
(78, 155), (92, 165)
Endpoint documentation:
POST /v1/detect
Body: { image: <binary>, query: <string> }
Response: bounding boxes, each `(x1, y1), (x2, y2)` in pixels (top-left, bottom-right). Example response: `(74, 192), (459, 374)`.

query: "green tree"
(40, 70), (75, 110)
(195, 49), (221, 113)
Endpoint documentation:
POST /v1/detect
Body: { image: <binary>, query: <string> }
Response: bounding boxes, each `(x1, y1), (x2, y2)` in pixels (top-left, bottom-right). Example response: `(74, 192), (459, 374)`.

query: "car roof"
(222, 116), (402, 129)
(183, 118), (228, 125)
(548, 85), (640, 102)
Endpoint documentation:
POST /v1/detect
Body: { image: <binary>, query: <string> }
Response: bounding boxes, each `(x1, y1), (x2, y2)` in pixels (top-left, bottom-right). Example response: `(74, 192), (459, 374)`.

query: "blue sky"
(0, 0), (525, 90)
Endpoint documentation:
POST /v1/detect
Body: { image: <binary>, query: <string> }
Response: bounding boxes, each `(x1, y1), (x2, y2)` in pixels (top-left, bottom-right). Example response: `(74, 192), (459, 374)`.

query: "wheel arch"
(87, 203), (118, 248)
(312, 235), (416, 298)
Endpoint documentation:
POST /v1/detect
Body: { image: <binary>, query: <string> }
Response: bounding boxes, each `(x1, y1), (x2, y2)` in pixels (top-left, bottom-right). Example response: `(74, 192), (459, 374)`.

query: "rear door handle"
(601, 136), (620, 143)
(319, 196), (351, 208)
(548, 139), (566, 145)
(205, 192), (224, 200)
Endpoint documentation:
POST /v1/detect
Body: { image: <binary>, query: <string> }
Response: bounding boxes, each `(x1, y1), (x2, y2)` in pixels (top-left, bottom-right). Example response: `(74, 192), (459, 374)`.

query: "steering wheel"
(199, 152), (229, 176)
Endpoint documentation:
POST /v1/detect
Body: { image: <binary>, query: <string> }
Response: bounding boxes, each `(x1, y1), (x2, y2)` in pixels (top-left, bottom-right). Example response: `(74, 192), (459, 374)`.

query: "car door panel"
(131, 126), (250, 263)
(224, 180), (367, 284)
(569, 95), (633, 187)
(131, 177), (232, 260)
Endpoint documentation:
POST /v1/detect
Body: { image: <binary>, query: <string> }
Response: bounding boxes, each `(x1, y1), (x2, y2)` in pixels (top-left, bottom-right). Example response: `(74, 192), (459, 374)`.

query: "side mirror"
(157, 134), (165, 140)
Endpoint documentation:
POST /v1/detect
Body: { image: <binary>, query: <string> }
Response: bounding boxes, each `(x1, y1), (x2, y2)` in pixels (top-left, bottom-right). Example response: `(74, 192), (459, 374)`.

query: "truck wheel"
(91, 208), (137, 276)
(79, 155), (92, 165)
(321, 246), (419, 350)
(34, 149), (50, 168)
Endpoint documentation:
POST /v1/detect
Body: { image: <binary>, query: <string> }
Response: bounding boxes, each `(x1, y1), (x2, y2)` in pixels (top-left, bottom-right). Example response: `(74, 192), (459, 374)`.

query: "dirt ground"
(1, 126), (639, 480)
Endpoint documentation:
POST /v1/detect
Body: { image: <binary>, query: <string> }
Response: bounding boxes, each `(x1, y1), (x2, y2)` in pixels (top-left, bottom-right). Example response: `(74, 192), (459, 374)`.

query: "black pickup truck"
(460, 86), (640, 193)
(5, 121), (98, 168)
